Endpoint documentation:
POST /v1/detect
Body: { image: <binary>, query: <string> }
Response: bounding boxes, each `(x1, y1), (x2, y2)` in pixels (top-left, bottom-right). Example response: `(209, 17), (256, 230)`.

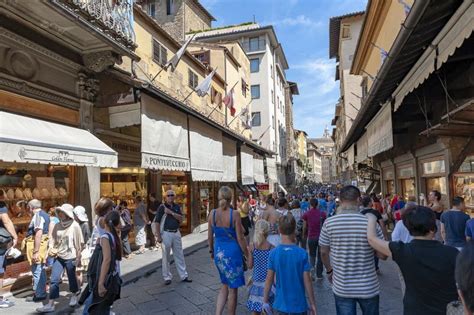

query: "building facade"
(307, 141), (323, 184)
(309, 128), (336, 184)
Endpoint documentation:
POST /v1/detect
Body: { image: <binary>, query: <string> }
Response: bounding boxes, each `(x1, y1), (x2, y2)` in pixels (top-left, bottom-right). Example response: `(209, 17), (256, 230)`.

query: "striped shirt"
(319, 209), (383, 298)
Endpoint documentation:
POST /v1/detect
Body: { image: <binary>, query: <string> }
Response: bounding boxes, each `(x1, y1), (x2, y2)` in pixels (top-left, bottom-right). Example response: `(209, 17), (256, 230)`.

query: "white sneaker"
(0, 298), (14, 308)
(69, 294), (78, 307)
(36, 304), (55, 313)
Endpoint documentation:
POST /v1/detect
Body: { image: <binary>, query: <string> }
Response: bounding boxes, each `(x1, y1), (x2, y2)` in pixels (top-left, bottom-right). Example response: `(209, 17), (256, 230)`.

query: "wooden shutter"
(216, 92), (222, 108)
(160, 46), (168, 66)
(152, 39), (161, 63)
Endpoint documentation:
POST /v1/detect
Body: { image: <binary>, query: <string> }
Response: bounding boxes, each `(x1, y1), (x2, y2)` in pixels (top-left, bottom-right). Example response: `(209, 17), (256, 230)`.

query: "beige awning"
(266, 157), (278, 182)
(393, 0), (474, 111)
(222, 137), (237, 183)
(240, 146), (254, 185)
(357, 132), (368, 163)
(253, 156), (265, 183)
(367, 102), (393, 157)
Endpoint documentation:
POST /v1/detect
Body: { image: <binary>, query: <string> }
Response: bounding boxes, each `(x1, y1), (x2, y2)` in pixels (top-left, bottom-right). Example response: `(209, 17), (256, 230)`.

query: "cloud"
(265, 14), (322, 29)
(293, 58), (337, 95)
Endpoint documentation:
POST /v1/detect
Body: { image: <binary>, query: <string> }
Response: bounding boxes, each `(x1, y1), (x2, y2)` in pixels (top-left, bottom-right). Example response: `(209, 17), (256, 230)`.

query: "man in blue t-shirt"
(318, 193), (327, 214)
(263, 215), (316, 314)
(466, 218), (474, 241)
(440, 196), (470, 250)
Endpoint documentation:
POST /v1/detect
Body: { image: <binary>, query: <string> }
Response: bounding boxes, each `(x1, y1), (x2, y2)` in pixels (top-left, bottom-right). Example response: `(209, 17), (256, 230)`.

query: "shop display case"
(453, 174), (474, 216)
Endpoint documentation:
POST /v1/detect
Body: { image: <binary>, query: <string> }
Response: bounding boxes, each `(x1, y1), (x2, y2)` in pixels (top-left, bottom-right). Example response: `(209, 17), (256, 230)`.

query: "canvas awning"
(266, 157), (278, 182)
(367, 102), (393, 157)
(357, 132), (368, 163)
(240, 146), (254, 185)
(0, 111), (117, 167)
(347, 144), (355, 167)
(393, 0), (474, 111)
(222, 137), (237, 182)
(189, 117), (223, 181)
(141, 94), (190, 171)
(253, 156), (265, 183)
(109, 103), (141, 128)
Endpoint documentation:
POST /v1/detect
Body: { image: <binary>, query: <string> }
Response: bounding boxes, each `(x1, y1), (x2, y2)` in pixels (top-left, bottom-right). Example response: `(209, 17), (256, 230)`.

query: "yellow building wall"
(120, 13), (226, 126)
(357, 0), (414, 90)
(296, 133), (307, 158)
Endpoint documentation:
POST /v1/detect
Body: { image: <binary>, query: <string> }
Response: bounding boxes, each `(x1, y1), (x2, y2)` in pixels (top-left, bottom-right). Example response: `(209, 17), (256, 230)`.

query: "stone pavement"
(5, 228), (403, 314)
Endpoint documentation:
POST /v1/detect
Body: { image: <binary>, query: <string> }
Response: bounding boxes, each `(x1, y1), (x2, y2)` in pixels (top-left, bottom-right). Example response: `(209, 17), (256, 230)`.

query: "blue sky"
(200, 0), (367, 138)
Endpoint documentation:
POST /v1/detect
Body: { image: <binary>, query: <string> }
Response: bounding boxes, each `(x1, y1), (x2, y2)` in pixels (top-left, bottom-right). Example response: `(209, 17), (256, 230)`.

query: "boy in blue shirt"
(263, 215), (317, 315)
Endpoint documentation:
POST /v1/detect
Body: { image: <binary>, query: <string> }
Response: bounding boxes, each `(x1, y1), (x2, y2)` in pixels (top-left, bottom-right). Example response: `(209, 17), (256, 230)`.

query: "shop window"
(422, 160), (445, 175)
(386, 180), (394, 196)
(459, 155), (474, 172)
(341, 24), (351, 39)
(426, 177), (447, 195)
(188, 69), (198, 89)
(401, 179), (415, 200)
(453, 174), (474, 212)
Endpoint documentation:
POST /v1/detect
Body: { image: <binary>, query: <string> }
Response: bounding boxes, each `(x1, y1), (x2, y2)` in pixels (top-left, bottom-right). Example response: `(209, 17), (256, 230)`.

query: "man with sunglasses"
(154, 190), (192, 285)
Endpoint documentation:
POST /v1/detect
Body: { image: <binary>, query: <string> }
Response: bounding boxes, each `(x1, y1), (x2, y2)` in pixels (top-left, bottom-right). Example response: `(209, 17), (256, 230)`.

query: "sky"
(200, 0), (367, 138)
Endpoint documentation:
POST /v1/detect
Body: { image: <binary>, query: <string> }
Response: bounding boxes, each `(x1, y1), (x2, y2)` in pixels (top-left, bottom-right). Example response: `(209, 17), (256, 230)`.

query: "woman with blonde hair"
(247, 219), (275, 314)
(208, 186), (249, 315)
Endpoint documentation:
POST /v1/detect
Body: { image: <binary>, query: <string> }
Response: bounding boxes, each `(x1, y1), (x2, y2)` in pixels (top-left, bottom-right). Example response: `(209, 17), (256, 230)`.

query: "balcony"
(241, 39), (266, 53)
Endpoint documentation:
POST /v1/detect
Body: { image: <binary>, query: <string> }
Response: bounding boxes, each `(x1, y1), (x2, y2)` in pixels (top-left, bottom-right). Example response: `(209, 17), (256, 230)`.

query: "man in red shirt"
(302, 198), (326, 280)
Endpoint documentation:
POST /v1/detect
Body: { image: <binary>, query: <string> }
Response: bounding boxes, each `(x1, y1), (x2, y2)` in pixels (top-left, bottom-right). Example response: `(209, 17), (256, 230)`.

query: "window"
(277, 96), (279, 108)
(149, 3), (156, 18)
(272, 115), (274, 128)
(249, 37), (260, 51)
(270, 65), (274, 78)
(241, 79), (247, 97)
(251, 85), (260, 99)
(166, 0), (174, 15)
(251, 112), (261, 126)
(152, 39), (168, 66)
(188, 69), (198, 89)
(250, 58), (260, 73)
(211, 87), (222, 106)
(193, 51), (210, 65)
(341, 24), (351, 39)
(271, 90), (274, 103)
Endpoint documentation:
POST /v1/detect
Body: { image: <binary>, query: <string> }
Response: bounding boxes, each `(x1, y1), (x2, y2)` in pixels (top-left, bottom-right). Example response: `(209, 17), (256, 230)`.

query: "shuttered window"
(152, 39), (168, 66)
(188, 70), (198, 89)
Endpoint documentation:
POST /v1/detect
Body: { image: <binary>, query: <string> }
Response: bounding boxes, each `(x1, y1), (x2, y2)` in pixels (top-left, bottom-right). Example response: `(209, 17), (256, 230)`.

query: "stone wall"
(184, 0), (212, 35)
(152, 0), (185, 41)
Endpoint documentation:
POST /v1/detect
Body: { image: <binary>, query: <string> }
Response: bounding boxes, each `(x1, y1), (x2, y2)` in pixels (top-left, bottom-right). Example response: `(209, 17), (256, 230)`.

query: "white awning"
(189, 117), (223, 181)
(240, 146), (254, 185)
(367, 102), (393, 157)
(253, 156), (265, 183)
(222, 137), (237, 182)
(109, 103), (140, 128)
(357, 132), (368, 162)
(266, 157), (277, 182)
(0, 111), (117, 167)
(141, 94), (190, 171)
(393, 0), (474, 111)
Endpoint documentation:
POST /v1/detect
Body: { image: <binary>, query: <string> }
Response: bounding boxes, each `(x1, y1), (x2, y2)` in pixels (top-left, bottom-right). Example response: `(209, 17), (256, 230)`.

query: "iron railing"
(67, 0), (136, 47)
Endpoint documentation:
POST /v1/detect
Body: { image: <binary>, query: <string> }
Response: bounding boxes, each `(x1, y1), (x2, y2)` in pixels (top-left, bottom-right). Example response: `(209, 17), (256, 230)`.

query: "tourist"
(0, 200), (17, 308)
(25, 199), (50, 303)
(319, 185), (385, 315)
(247, 219), (275, 314)
(262, 198), (287, 247)
(467, 216), (474, 241)
(290, 200), (305, 249)
(256, 194), (267, 219)
(133, 196), (149, 255)
(441, 197), (470, 250)
(370, 193), (383, 214)
(147, 193), (161, 250)
(263, 215), (317, 315)
(36, 204), (84, 313)
(327, 195), (336, 216)
(455, 241), (474, 315)
(83, 210), (123, 314)
(208, 186), (248, 315)
(303, 198), (326, 280)
(238, 195), (251, 239)
(367, 206), (459, 315)
(73, 205), (90, 288)
(154, 190), (192, 285)
(117, 201), (132, 259)
(318, 193), (327, 214)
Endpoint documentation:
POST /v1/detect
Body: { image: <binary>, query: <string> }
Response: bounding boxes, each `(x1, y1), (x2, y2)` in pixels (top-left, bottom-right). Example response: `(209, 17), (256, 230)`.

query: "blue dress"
(213, 209), (245, 288)
(247, 246), (275, 312)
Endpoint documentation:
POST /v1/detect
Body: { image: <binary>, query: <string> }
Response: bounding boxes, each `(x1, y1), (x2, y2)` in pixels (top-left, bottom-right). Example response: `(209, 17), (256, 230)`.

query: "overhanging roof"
(288, 81), (299, 95)
(329, 11), (365, 59)
(191, 0), (216, 21)
(340, 0), (463, 153)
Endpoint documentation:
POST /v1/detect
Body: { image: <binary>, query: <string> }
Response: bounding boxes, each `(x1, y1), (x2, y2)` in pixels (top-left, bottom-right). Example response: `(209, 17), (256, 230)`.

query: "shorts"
(134, 225), (146, 246)
(0, 254), (5, 274)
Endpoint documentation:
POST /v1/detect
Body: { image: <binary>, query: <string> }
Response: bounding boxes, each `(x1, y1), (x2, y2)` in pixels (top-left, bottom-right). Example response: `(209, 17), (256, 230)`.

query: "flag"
(223, 88), (236, 116)
(239, 107), (252, 129)
(398, 0), (411, 16)
(380, 48), (389, 64)
(194, 68), (217, 97)
(165, 34), (194, 72)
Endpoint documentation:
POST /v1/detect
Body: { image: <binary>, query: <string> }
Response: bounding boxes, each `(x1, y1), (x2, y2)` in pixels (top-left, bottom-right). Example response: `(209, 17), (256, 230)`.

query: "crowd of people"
(1, 185), (474, 314)
(208, 185), (474, 315)
(0, 189), (192, 313)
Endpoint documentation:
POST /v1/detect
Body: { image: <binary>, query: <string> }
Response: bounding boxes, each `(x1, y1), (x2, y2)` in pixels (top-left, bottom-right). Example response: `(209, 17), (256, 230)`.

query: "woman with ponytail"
(247, 219), (275, 314)
(208, 186), (249, 315)
(83, 210), (122, 315)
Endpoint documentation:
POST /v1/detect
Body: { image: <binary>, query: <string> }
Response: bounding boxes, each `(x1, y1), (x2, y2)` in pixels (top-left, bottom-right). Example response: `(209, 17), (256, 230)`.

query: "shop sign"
(142, 152), (190, 171)
(398, 166), (414, 178)
(18, 147), (98, 165)
(257, 183), (269, 195)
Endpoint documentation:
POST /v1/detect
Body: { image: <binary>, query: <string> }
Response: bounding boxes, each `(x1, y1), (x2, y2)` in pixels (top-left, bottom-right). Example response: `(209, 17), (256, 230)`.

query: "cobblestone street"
(112, 244), (403, 315)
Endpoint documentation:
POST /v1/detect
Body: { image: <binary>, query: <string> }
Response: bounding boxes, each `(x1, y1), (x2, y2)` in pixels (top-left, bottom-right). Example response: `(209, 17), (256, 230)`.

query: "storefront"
(419, 156), (448, 202)
(396, 163), (416, 201)
(0, 110), (117, 288)
(381, 165), (395, 196)
(452, 155), (474, 216)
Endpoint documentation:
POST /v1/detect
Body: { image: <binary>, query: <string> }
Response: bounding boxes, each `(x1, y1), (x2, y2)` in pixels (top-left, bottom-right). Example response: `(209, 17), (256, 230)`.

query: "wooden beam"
(0, 90), (79, 126)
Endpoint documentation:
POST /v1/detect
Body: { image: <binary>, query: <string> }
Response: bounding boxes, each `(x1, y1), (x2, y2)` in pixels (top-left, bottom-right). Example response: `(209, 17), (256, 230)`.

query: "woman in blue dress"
(208, 186), (249, 315)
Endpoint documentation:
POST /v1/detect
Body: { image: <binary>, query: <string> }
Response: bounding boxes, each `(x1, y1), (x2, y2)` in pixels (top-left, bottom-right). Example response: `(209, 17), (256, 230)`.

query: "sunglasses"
(167, 194), (175, 197)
